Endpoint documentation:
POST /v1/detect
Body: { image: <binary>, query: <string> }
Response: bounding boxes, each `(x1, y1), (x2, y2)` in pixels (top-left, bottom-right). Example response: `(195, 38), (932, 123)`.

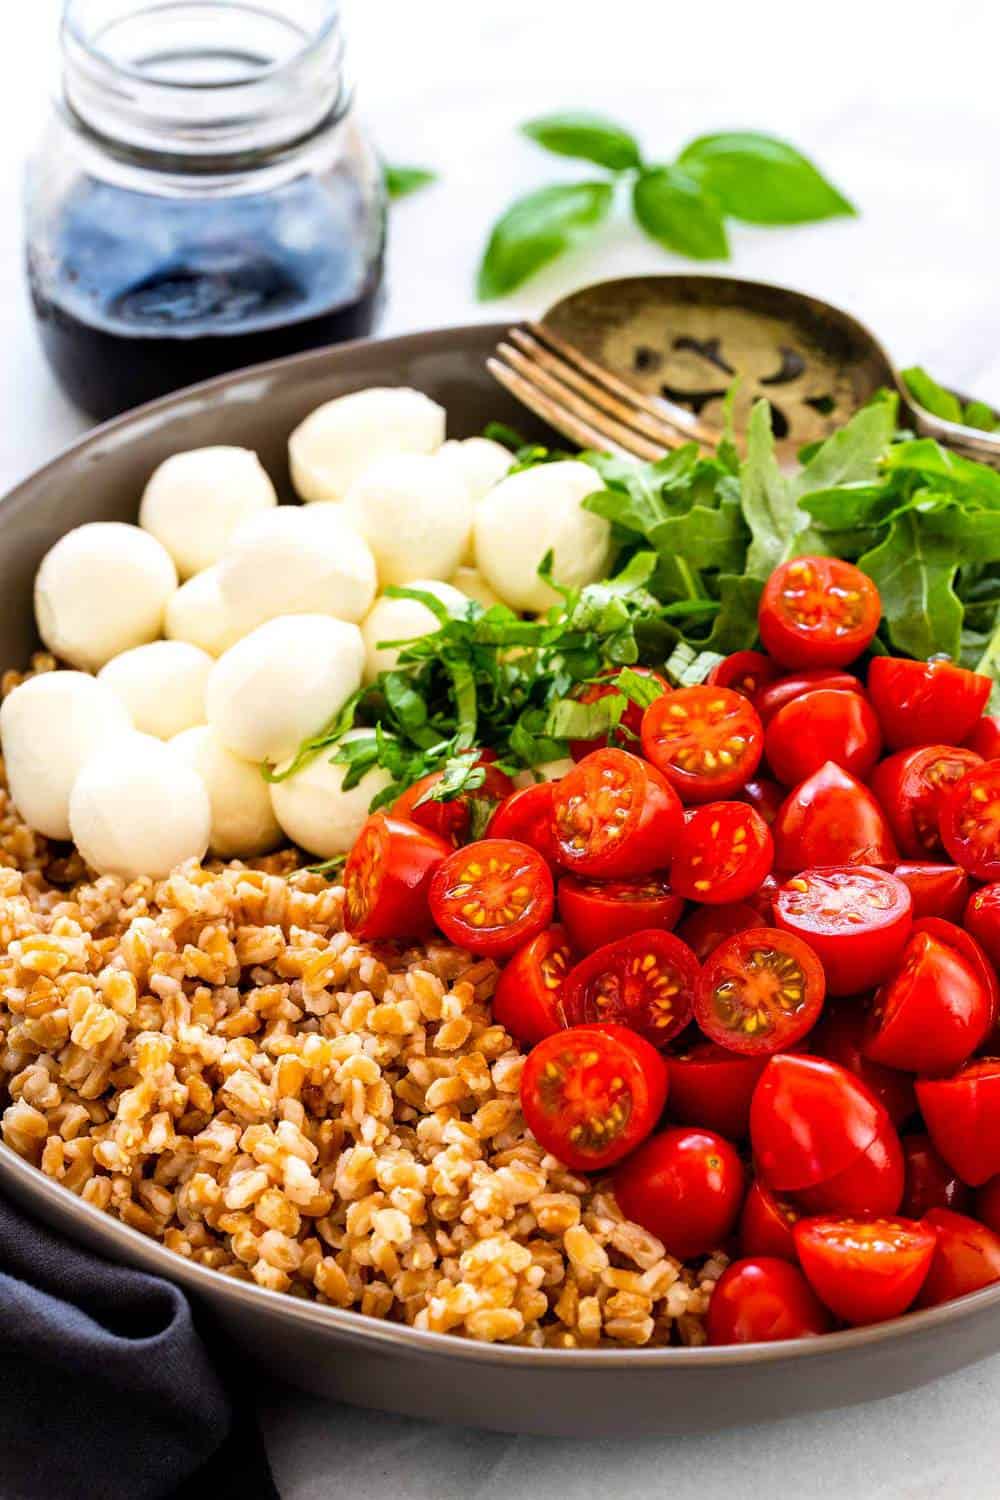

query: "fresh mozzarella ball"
(344, 454), (471, 587)
(450, 566), (502, 611)
(171, 725), (281, 859)
(289, 387), (445, 503)
(98, 641), (212, 740)
(206, 614), (363, 764)
(34, 523), (178, 671)
(0, 671), (133, 839)
(513, 759), (575, 789)
(361, 578), (467, 681)
(69, 733), (211, 880)
(270, 731), (392, 859)
(439, 437), (513, 561)
(138, 447), (277, 579)
(474, 462), (610, 614)
(217, 506), (376, 636)
(164, 566), (244, 657)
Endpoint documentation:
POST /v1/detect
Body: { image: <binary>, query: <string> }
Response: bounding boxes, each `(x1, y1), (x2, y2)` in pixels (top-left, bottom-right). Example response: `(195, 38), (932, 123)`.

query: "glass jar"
(25, 0), (386, 421)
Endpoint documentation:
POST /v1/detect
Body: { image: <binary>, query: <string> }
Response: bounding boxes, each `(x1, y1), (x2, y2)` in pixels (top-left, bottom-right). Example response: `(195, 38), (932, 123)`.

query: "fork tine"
(486, 357), (646, 457)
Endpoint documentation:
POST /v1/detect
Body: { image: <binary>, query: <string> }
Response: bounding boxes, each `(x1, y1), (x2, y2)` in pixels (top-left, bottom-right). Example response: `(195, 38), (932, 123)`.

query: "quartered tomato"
(706, 1257), (833, 1344)
(940, 761), (1000, 881)
(966, 714), (1000, 760)
(492, 924), (572, 1046)
(758, 556), (880, 669)
(765, 689), (882, 787)
(669, 802), (774, 905)
(965, 884), (1000, 968)
(901, 1133), (971, 1219)
(915, 1208), (1000, 1309)
(870, 745), (983, 858)
(695, 927), (825, 1055)
(551, 748), (683, 879)
(740, 776), (786, 826)
(868, 657), (992, 751)
(519, 1023), (668, 1172)
(486, 782), (561, 865)
(754, 668), (861, 725)
(676, 901), (760, 962)
(344, 813), (452, 942)
(428, 837), (554, 959)
(864, 931), (992, 1076)
(810, 1006), (916, 1128)
(794, 1215), (936, 1325)
(561, 929), (698, 1049)
(893, 863), (969, 923)
(750, 1054), (889, 1194)
(706, 650), (780, 700)
(772, 762), (898, 872)
(916, 1059), (1000, 1187)
(640, 685), (763, 804)
(911, 917), (1000, 1029)
(612, 1125), (746, 1260)
(393, 756), (515, 844)
(739, 1180), (801, 1262)
(666, 1041), (767, 1139)
(794, 1120), (904, 1219)
(557, 874), (683, 955)
(773, 865), (912, 996)
(568, 667), (669, 761)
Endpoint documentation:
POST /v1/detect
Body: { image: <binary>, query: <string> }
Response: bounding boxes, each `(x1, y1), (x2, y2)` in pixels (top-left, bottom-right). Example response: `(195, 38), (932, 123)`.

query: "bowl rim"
(3, 318), (1000, 1370)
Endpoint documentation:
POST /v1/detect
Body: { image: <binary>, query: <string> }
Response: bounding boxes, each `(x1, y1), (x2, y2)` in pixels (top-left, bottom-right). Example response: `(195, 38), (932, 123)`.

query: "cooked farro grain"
(0, 656), (724, 1346)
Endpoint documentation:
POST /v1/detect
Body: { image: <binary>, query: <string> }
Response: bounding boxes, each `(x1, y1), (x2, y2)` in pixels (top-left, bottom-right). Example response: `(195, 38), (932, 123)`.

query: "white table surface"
(7, 1), (1000, 1495)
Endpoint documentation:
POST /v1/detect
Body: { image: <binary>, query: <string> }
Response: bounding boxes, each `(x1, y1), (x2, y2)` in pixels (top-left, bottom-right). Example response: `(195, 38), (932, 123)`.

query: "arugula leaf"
(384, 164), (436, 199)
(698, 575), (764, 653)
(858, 511), (964, 660)
(901, 366), (963, 424)
(740, 400), (799, 577)
(632, 167), (730, 260)
(677, 132), (855, 224)
(521, 112), (642, 172)
(800, 484), (893, 531)
(976, 617), (1000, 711)
(963, 399), (999, 434)
(649, 497), (748, 574)
(794, 399), (897, 497)
(477, 181), (613, 299)
(882, 440), (1000, 508)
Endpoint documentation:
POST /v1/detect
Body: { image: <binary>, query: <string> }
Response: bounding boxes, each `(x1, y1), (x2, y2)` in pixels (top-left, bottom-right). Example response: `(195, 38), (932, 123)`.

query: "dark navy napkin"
(0, 1194), (279, 1500)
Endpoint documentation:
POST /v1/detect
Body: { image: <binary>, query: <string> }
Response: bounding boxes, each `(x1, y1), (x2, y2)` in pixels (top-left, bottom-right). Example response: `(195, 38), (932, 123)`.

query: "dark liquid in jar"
(29, 171), (384, 422)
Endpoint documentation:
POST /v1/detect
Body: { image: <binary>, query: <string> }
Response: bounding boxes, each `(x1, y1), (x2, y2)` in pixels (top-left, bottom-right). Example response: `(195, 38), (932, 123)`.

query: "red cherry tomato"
(916, 1059), (1000, 1187)
(975, 1176), (1000, 1235)
(746, 871), (782, 922)
(966, 714), (1000, 760)
(864, 931), (992, 1075)
(486, 782), (561, 865)
(706, 650), (780, 700)
(562, 929), (698, 1049)
(794, 1214), (936, 1325)
(551, 748), (683, 879)
(870, 745), (983, 859)
(428, 838), (554, 959)
(911, 916), (1000, 1026)
(765, 689), (882, 787)
(706, 1257), (833, 1343)
(940, 761), (1000, 882)
(901, 1133), (971, 1219)
(557, 874), (683, 955)
(793, 1121), (904, 1219)
(965, 884), (1000, 969)
(868, 657), (992, 752)
(773, 865), (912, 996)
(519, 1023), (668, 1172)
(344, 813), (452, 942)
(758, 556), (880, 669)
(739, 1180), (801, 1261)
(393, 757), (515, 844)
(750, 1053), (888, 1193)
(567, 667), (670, 761)
(612, 1126), (746, 1260)
(694, 927), (825, 1056)
(640, 685), (763, 804)
(773, 762), (898, 872)
(492, 924), (572, 1047)
(754, 668), (861, 726)
(892, 863), (969, 922)
(915, 1207), (1000, 1308)
(739, 776), (785, 826)
(809, 1005), (916, 1127)
(670, 802), (774, 905)
(676, 901), (760, 962)
(665, 1041), (767, 1139)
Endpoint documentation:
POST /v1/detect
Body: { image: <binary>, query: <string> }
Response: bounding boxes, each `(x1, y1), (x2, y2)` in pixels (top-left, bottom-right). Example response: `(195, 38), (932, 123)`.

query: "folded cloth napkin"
(0, 1194), (280, 1500)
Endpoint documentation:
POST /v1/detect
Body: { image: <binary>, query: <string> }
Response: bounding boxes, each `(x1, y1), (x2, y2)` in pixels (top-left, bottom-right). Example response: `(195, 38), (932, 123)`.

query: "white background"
(6, 1), (1000, 1495)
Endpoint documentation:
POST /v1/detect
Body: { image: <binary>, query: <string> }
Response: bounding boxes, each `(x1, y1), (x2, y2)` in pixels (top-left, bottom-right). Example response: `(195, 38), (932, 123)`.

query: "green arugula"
(902, 366), (999, 433)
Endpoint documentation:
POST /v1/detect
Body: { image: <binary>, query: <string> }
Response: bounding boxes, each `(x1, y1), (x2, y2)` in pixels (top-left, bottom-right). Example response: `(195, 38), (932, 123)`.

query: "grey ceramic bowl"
(1, 324), (998, 1436)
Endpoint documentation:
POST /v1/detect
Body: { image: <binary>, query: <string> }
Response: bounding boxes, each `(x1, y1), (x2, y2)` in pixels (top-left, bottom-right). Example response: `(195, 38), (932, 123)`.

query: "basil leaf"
(384, 164), (436, 199)
(632, 167), (730, 261)
(901, 366), (963, 424)
(677, 132), (855, 225)
(740, 400), (800, 578)
(477, 181), (614, 299)
(858, 511), (964, 660)
(545, 694), (625, 741)
(613, 667), (669, 709)
(665, 641), (726, 687)
(521, 112), (641, 172)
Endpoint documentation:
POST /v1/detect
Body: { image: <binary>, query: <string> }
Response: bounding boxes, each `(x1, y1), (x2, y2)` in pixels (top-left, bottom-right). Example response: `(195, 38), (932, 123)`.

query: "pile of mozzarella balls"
(1, 388), (612, 881)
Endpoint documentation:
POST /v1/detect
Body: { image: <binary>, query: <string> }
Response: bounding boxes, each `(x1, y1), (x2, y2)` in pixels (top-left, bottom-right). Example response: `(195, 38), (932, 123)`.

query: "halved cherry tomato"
(772, 762), (898, 872)
(965, 884), (1000, 969)
(676, 901), (760, 962)
(612, 1126), (746, 1260)
(706, 650), (780, 700)
(428, 837), (554, 959)
(568, 667), (670, 761)
(975, 1176), (1000, 1235)
(486, 782), (561, 865)
(915, 1207), (1000, 1308)
(865, 931), (992, 1075)
(916, 1059), (1000, 1186)
(870, 745), (983, 858)
(706, 1257), (833, 1343)
(868, 657), (992, 752)
(344, 813), (452, 942)
(492, 924), (571, 1046)
(739, 776), (785, 826)
(794, 1215), (936, 1325)
(551, 748), (683, 879)
(640, 686), (763, 804)
(670, 803), (774, 905)
(809, 1006), (916, 1127)
(750, 1054), (887, 1193)
(695, 927), (825, 1055)
(754, 668), (861, 726)
(393, 756), (515, 844)
(773, 865), (912, 996)
(911, 916), (1000, 1030)
(940, 761), (1000, 881)
(519, 1023), (668, 1172)
(739, 1180), (801, 1261)
(666, 1041), (767, 1139)
(562, 929), (698, 1048)
(893, 863), (969, 922)
(758, 556), (880, 669)
(793, 1122), (904, 1218)
(765, 689), (882, 787)
(557, 874), (683, 955)
(901, 1133), (971, 1219)
(966, 714), (1000, 760)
